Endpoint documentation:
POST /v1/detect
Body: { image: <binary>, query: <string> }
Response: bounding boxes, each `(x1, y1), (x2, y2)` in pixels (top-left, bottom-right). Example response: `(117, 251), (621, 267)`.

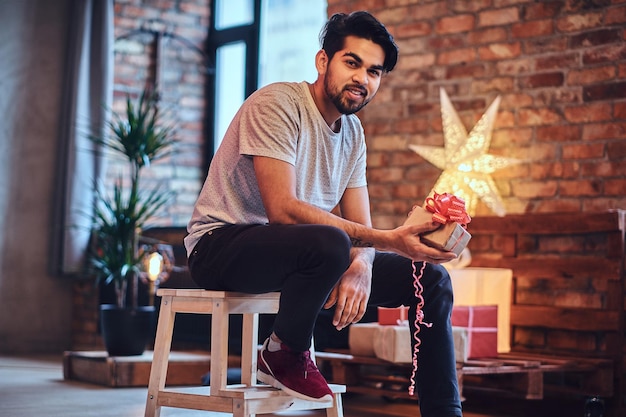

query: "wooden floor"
(0, 354), (591, 417)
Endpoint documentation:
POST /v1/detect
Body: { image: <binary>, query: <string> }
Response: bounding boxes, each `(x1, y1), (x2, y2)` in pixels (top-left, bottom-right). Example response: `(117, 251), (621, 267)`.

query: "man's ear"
(315, 49), (328, 74)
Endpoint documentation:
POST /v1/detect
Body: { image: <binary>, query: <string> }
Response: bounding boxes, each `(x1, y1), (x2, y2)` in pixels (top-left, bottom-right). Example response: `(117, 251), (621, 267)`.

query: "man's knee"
(425, 263), (454, 310)
(307, 225), (351, 262)
(298, 225), (351, 282)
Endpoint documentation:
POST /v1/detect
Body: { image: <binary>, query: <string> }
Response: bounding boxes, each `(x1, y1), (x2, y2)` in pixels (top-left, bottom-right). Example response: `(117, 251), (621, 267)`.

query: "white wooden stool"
(144, 288), (345, 417)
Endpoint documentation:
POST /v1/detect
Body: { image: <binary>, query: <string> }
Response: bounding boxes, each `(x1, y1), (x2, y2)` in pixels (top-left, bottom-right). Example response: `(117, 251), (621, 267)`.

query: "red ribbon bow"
(425, 192), (471, 227)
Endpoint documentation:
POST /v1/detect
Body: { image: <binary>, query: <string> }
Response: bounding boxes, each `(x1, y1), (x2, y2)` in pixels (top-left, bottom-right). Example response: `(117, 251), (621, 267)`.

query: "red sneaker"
(257, 338), (333, 402)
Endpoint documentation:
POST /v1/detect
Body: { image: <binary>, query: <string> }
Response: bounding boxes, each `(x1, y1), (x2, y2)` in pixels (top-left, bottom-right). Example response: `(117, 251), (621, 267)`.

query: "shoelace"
(295, 350), (316, 379)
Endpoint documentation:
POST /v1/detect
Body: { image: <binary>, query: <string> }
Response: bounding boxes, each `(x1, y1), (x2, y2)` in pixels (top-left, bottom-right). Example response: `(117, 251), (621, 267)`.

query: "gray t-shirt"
(184, 81), (368, 257)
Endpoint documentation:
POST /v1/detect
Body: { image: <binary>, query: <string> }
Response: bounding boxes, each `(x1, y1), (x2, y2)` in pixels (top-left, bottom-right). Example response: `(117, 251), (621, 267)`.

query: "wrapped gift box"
(377, 306), (409, 325)
(451, 305), (498, 359)
(404, 206), (471, 256)
(348, 323), (378, 357)
(373, 325), (412, 363)
(449, 267), (512, 352)
(422, 222), (471, 256)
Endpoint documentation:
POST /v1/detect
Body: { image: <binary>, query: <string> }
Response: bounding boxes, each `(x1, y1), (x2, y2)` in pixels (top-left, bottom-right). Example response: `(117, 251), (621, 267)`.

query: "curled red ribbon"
(425, 192), (471, 227)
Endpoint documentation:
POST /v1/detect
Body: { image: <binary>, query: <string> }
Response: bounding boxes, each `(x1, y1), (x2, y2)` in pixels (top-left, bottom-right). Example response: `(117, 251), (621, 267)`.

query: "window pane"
(214, 42), (246, 149)
(215, 0), (254, 30)
(259, 0), (327, 86)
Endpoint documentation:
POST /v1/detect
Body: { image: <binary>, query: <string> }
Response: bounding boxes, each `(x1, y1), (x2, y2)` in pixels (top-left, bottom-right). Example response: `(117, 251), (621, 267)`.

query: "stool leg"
(210, 298), (230, 396)
(326, 393), (344, 417)
(233, 398), (247, 417)
(241, 312), (259, 386)
(145, 295), (176, 417)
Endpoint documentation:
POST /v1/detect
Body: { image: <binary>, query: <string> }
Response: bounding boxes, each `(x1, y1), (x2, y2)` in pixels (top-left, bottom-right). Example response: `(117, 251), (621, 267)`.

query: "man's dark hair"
(319, 11), (399, 73)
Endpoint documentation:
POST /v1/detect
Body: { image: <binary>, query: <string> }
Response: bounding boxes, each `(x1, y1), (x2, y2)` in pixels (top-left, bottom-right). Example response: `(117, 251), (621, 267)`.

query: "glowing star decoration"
(409, 88), (520, 217)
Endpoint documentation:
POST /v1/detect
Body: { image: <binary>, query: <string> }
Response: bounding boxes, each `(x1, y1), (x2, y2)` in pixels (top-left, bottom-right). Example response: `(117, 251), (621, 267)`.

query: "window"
(215, 0), (254, 30)
(214, 41), (247, 150)
(207, 0), (260, 157)
(207, 0), (326, 161)
(258, 0), (326, 87)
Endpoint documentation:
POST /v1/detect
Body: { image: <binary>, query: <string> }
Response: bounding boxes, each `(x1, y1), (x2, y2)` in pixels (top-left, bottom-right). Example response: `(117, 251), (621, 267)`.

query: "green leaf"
(86, 87), (178, 308)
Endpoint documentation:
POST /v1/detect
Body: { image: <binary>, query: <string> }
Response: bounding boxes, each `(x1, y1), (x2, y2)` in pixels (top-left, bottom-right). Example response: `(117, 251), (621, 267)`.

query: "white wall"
(0, 0), (74, 353)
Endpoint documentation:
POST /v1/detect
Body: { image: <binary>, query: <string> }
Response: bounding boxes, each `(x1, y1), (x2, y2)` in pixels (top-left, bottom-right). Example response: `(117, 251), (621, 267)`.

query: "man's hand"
(385, 222), (457, 263)
(324, 257), (372, 331)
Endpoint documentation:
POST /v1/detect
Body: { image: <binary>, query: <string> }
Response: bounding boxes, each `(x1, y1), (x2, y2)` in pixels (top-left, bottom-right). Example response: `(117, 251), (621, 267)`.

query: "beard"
(324, 75), (371, 115)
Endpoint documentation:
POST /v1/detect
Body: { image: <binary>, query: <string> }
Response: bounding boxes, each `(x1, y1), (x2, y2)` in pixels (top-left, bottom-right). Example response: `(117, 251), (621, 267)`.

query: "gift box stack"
(349, 305), (499, 364)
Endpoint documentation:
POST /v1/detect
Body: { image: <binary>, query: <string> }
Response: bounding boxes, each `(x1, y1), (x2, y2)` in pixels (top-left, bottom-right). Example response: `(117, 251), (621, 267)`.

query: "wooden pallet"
(461, 353), (613, 400)
(316, 350), (614, 401)
(63, 350), (239, 387)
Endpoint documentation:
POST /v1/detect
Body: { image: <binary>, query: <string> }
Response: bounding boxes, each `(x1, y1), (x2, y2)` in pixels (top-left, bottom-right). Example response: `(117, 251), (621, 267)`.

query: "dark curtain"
(51, 0), (113, 276)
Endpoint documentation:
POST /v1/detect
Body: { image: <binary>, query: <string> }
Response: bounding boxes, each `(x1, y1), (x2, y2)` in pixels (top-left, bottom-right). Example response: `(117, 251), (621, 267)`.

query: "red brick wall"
(110, 0), (626, 229)
(328, 0), (626, 228)
(110, 0), (211, 227)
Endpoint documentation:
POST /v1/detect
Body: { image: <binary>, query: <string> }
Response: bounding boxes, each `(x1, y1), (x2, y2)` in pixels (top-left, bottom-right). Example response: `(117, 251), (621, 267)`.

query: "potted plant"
(88, 88), (177, 356)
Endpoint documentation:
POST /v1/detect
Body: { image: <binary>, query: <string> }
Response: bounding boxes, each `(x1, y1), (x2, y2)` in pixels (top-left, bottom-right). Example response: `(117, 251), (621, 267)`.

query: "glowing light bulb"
(147, 252), (163, 282)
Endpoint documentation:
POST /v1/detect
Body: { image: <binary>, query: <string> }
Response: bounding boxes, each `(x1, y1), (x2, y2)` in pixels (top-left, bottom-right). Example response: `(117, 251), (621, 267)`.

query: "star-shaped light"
(409, 88), (519, 216)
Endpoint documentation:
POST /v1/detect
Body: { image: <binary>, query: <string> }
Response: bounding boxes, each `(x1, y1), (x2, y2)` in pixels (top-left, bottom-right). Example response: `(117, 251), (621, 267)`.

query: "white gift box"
(449, 267), (512, 353)
(348, 322), (379, 357)
(453, 326), (470, 362)
(373, 325), (412, 363)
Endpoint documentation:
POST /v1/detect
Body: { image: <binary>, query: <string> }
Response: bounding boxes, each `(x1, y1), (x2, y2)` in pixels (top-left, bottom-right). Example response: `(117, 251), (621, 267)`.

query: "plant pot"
(100, 304), (156, 356)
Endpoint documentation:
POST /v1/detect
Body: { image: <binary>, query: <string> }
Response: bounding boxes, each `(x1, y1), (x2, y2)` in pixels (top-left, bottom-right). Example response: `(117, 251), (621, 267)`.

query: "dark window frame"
(203, 0), (261, 171)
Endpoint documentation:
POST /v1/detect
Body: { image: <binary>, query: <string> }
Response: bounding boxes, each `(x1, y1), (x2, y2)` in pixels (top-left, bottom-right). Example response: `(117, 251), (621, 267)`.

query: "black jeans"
(188, 223), (462, 417)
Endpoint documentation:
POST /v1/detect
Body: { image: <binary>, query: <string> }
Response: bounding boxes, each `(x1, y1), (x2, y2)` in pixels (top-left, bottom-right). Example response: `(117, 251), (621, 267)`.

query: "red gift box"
(378, 306), (409, 325)
(451, 305), (498, 359)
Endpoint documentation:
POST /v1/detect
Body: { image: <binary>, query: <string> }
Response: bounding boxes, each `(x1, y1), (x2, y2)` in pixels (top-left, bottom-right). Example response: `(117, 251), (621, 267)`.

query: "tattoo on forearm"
(350, 237), (374, 248)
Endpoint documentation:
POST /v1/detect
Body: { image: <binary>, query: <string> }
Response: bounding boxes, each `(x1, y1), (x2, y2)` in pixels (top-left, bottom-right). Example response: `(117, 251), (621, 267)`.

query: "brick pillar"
(71, 280), (104, 350)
